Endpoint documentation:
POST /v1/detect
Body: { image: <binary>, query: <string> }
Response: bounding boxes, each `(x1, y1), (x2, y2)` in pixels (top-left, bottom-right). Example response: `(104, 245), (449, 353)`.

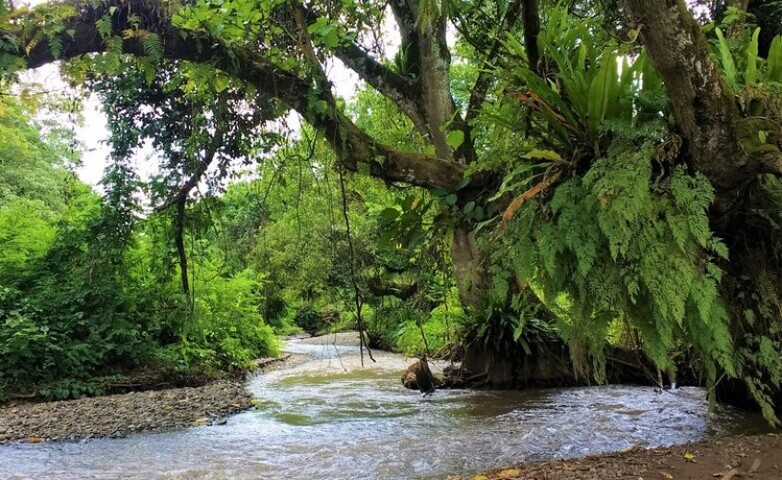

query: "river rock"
(0, 380), (255, 444)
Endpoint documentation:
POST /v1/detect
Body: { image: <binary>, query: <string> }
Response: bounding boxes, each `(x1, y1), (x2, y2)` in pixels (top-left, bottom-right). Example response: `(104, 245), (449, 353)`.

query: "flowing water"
(0, 336), (769, 480)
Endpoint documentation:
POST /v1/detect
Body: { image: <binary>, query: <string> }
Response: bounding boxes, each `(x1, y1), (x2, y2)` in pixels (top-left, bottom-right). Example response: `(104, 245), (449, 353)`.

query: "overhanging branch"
(14, 0), (470, 191)
(333, 41), (427, 134)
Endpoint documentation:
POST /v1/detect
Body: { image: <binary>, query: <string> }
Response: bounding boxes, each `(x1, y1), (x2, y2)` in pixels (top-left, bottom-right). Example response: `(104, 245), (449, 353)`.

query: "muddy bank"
(449, 434), (781, 480)
(0, 355), (295, 444)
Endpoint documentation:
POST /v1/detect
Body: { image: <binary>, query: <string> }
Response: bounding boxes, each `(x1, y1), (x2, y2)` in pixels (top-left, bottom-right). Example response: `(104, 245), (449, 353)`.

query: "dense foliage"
(0, 93), (279, 400)
(1, 0), (782, 424)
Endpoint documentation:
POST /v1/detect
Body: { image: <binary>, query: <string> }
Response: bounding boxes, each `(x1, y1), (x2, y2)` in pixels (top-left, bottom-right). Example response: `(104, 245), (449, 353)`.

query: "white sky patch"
(17, 63), (115, 190)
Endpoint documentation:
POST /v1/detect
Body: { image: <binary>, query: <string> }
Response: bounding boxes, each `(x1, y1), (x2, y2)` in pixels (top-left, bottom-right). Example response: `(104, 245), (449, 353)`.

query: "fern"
(96, 14), (113, 39)
(141, 32), (163, 63)
(48, 34), (62, 59)
(499, 132), (734, 386)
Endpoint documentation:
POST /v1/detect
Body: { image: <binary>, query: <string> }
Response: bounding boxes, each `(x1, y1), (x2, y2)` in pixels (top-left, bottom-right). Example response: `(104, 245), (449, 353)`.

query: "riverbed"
(0, 334), (768, 479)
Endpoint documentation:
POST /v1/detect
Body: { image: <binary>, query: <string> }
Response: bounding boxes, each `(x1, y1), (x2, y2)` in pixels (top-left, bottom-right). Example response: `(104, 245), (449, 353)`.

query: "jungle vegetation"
(0, 0), (781, 423)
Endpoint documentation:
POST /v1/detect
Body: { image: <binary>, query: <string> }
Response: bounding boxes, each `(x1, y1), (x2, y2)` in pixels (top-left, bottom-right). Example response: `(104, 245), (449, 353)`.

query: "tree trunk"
(622, 0), (745, 198)
(174, 199), (189, 295)
(623, 0), (782, 418)
(451, 226), (488, 309)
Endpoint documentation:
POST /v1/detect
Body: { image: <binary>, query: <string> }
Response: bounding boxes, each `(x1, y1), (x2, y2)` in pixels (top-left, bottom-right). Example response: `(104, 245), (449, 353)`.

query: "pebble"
(0, 380), (254, 444)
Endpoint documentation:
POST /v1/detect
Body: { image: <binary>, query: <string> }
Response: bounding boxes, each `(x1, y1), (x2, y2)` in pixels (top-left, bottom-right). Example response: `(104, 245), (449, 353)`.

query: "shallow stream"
(0, 336), (768, 479)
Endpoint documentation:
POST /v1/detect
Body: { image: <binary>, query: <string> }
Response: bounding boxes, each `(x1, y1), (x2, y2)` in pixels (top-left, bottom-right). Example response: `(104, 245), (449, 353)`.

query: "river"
(0, 335), (768, 479)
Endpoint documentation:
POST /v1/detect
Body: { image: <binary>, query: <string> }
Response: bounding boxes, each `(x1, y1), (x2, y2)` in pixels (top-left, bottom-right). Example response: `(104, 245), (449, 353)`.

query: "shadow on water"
(0, 337), (770, 480)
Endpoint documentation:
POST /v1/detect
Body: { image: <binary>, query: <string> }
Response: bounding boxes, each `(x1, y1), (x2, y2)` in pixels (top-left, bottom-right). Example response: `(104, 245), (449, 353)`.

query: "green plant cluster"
(476, 8), (782, 421)
(0, 94), (278, 400)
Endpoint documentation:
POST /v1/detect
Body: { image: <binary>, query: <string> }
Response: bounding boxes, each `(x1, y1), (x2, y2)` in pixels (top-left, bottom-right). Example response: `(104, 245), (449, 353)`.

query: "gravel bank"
(448, 433), (782, 480)
(0, 355), (294, 444)
(0, 380), (251, 443)
(295, 331), (365, 346)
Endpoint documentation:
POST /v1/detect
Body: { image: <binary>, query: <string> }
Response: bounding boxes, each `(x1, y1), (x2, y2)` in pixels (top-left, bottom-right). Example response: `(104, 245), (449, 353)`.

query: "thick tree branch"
(622, 0), (782, 202)
(417, 10), (456, 161)
(333, 42), (428, 135)
(319, 109), (469, 189)
(521, 0), (541, 73)
(387, 0), (464, 162)
(15, 0), (469, 191)
(387, 0), (419, 57)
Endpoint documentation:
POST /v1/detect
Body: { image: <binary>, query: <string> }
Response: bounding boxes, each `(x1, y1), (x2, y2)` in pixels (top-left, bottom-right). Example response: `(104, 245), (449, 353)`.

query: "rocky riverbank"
(449, 433), (781, 480)
(0, 355), (296, 444)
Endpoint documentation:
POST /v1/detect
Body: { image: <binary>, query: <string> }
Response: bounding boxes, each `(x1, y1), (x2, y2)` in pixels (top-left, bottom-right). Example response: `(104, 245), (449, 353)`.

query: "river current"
(0, 336), (768, 479)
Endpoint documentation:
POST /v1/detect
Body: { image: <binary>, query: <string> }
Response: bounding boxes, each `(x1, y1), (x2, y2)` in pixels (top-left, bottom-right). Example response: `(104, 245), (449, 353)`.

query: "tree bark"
(623, 1), (782, 417)
(622, 0), (782, 214)
(417, 13), (457, 161)
(451, 226), (488, 309)
(15, 0), (470, 192)
(622, 1), (744, 194)
(521, 0), (541, 73)
(173, 199), (189, 295)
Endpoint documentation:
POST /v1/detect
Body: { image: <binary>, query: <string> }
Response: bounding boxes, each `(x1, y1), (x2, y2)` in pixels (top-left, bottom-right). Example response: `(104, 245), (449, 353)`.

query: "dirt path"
(447, 434), (781, 480)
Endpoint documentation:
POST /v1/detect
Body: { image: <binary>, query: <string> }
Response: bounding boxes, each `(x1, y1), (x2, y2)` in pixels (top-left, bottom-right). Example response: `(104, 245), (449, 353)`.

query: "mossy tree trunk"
(622, 0), (782, 414)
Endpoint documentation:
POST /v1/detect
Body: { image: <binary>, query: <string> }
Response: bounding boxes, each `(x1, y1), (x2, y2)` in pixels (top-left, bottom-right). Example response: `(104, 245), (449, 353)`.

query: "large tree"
(2, 0), (781, 418)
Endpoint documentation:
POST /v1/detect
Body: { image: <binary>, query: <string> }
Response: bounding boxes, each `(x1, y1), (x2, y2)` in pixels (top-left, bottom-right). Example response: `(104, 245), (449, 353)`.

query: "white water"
(0, 337), (766, 480)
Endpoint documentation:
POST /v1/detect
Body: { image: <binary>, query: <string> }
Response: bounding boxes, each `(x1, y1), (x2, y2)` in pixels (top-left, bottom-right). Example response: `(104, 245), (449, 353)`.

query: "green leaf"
(378, 207), (399, 224)
(323, 29), (340, 49)
(463, 201), (475, 214)
(446, 130), (465, 150)
(457, 176), (472, 190)
(768, 35), (782, 84)
(746, 28), (760, 85)
(640, 49), (662, 92)
(444, 193), (457, 206)
(715, 28), (738, 90)
(523, 148), (563, 162)
(587, 52), (618, 133)
(213, 73), (230, 93)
